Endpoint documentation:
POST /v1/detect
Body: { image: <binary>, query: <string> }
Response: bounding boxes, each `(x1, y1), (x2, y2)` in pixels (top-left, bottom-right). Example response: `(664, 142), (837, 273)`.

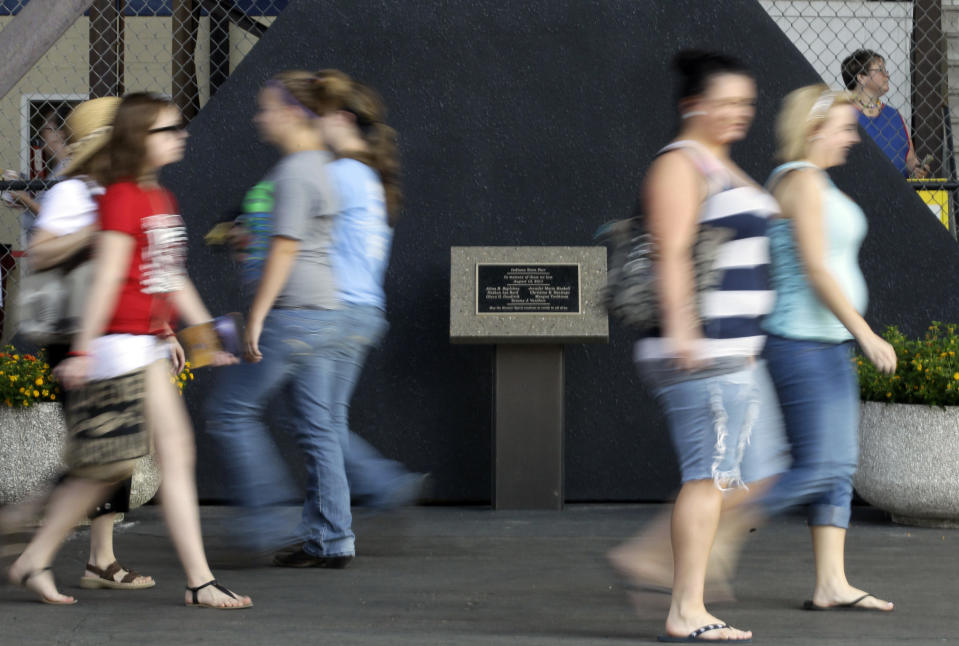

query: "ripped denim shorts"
(644, 361), (769, 491)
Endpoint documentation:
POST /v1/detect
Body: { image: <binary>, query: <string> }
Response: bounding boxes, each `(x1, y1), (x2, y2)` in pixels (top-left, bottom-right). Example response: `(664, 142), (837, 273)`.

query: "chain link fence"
(0, 1), (955, 342)
(0, 0), (287, 343)
(761, 0), (957, 234)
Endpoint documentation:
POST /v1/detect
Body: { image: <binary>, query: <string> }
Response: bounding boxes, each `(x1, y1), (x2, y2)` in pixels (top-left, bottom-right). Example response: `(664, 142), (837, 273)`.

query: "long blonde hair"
(775, 83), (853, 162)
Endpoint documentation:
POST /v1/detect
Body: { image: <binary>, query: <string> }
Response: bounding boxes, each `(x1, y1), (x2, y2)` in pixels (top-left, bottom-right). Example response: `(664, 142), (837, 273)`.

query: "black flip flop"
(658, 623), (752, 643)
(802, 593), (888, 612)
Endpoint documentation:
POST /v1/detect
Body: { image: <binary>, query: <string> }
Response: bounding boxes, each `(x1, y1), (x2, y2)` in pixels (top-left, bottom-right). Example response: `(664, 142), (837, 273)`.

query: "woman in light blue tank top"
(759, 84), (897, 612)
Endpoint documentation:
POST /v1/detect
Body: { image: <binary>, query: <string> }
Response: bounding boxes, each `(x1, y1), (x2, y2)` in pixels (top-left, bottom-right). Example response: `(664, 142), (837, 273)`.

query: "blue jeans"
(331, 305), (416, 510)
(740, 359), (790, 484)
(204, 309), (354, 557)
(759, 335), (859, 528)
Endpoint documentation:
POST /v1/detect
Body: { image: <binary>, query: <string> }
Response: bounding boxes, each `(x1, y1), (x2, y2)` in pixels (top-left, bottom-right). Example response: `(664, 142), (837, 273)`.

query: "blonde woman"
(759, 84), (896, 611)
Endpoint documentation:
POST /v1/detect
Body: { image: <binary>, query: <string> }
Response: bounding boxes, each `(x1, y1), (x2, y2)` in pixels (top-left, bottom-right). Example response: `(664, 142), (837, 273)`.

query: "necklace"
(855, 93), (881, 113)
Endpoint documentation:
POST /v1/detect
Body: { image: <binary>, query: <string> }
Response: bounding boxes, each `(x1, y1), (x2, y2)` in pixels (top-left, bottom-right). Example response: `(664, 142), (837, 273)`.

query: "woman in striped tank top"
(757, 85), (896, 612)
(624, 51), (785, 643)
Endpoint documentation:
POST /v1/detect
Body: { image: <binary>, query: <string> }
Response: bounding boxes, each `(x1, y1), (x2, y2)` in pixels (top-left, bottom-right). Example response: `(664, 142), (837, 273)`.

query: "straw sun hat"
(61, 96), (121, 176)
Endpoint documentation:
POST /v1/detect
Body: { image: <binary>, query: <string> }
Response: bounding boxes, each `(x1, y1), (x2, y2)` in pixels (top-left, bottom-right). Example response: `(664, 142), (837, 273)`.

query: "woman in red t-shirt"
(9, 94), (251, 609)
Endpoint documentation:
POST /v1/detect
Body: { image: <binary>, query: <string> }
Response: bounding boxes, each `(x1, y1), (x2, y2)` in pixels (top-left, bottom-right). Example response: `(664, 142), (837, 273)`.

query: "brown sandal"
(80, 561), (155, 590)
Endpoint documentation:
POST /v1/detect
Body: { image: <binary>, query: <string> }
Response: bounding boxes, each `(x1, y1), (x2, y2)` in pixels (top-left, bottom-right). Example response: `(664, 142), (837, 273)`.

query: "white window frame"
(19, 93), (89, 176)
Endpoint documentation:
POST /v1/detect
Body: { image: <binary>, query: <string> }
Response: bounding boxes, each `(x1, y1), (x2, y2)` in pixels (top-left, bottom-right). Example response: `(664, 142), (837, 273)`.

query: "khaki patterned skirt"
(63, 367), (150, 470)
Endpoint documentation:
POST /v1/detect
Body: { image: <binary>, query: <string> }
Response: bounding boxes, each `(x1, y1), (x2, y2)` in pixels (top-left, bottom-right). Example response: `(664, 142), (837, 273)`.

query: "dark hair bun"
(673, 49), (752, 100)
(673, 49), (714, 76)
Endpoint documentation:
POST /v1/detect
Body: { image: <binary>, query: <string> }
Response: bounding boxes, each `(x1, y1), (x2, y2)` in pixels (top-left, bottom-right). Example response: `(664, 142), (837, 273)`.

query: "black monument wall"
(164, 0), (959, 503)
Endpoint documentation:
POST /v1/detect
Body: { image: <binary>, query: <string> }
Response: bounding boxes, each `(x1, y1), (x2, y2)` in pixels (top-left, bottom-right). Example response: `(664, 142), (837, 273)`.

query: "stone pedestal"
(451, 246), (608, 509)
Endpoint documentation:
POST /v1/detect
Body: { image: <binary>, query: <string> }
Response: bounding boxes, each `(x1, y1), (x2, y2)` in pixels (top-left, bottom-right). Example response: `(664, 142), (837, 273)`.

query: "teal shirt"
(762, 162), (868, 343)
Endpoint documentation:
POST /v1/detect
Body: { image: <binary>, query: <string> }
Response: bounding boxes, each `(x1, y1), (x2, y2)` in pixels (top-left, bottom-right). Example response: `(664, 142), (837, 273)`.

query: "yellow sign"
(908, 178), (950, 230)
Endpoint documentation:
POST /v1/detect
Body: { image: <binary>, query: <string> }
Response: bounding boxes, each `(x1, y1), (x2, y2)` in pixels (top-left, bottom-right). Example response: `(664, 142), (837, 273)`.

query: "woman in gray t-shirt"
(204, 71), (355, 566)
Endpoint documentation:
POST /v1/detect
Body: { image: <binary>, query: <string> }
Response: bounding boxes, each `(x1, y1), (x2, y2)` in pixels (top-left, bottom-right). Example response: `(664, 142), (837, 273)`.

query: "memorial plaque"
(476, 264), (580, 314)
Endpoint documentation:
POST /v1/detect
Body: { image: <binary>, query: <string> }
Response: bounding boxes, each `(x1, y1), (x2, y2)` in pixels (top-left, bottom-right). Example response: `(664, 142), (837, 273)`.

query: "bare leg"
(808, 525), (893, 611)
(607, 507), (673, 591)
(610, 476), (774, 602)
(144, 361), (251, 608)
(0, 489), (49, 557)
(83, 514), (154, 587)
(663, 479), (751, 641)
(7, 478), (110, 604)
(707, 475), (776, 584)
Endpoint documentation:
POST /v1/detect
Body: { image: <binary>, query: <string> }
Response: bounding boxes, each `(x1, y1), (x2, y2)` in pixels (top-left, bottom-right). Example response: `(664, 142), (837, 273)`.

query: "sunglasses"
(148, 122), (187, 135)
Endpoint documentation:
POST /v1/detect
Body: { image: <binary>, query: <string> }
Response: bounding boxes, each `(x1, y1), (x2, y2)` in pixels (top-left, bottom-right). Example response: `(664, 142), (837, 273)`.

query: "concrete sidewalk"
(0, 505), (954, 645)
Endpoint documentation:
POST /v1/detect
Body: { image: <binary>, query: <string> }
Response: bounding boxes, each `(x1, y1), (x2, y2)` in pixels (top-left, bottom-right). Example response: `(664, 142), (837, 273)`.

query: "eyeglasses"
(867, 66), (890, 77)
(148, 122), (187, 135)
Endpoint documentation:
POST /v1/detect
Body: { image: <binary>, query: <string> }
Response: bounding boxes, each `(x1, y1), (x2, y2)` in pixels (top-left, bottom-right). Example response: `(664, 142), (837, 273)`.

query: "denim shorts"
(646, 360), (787, 490)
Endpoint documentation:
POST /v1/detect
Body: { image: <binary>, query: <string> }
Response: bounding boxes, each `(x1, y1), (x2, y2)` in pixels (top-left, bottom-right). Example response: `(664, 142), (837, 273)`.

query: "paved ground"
(0, 504), (955, 645)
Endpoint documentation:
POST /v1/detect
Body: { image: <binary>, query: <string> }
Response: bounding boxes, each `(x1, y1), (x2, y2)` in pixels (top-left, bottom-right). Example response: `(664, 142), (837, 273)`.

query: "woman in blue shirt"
(841, 48), (928, 178)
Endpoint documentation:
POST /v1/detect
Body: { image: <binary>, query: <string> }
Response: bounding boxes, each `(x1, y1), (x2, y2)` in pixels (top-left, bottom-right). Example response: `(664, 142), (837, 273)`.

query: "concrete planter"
(0, 403), (160, 509)
(856, 401), (959, 528)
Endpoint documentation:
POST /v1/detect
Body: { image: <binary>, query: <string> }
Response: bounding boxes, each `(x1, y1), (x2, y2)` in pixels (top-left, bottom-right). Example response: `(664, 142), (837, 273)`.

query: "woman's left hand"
(244, 317), (263, 363)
